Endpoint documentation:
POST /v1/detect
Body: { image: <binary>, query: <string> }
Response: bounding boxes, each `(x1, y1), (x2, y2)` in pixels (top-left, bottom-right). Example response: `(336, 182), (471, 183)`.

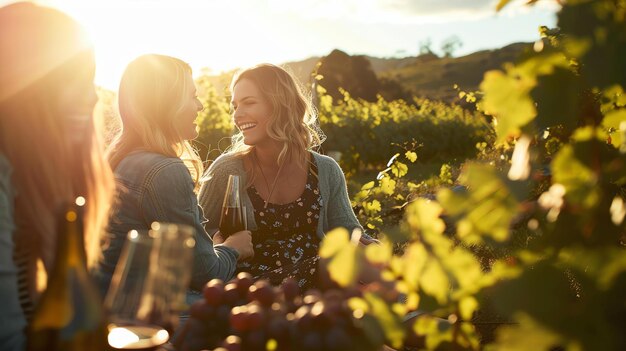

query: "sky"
(3, 0), (559, 89)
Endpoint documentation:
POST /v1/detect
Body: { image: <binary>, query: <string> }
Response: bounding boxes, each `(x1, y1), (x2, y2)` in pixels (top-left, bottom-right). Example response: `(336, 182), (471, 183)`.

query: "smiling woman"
(198, 64), (377, 292)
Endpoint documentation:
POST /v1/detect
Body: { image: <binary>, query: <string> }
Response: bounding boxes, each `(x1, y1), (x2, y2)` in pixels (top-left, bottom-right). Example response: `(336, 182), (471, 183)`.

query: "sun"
(38, 0), (249, 90)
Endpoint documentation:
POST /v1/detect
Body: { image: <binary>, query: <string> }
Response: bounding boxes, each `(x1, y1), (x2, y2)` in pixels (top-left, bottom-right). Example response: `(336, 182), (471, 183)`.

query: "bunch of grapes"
(177, 273), (254, 350)
(176, 272), (390, 351)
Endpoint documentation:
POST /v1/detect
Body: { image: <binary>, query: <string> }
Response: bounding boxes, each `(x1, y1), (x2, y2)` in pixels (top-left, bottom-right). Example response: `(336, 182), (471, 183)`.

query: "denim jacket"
(96, 151), (238, 294)
(0, 154), (26, 350)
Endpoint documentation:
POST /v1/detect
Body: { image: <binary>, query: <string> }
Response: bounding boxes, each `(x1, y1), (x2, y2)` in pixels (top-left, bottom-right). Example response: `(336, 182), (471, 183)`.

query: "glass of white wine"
(105, 222), (195, 350)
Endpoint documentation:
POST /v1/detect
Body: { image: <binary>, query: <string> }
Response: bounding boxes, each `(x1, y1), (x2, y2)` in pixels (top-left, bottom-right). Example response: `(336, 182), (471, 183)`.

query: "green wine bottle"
(27, 200), (108, 351)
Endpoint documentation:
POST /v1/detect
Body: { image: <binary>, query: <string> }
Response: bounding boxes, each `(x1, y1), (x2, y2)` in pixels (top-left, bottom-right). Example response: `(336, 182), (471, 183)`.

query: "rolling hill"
(203, 42), (530, 104)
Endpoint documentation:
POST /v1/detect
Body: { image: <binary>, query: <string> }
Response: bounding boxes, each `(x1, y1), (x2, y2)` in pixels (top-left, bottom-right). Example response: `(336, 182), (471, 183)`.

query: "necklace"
(252, 151), (284, 208)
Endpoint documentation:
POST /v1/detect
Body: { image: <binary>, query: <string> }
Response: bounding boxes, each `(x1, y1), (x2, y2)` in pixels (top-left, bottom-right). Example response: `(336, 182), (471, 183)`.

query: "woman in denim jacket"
(96, 55), (253, 297)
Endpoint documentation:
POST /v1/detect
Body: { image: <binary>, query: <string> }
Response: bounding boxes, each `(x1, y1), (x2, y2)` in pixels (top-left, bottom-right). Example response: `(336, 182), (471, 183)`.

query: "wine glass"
(105, 222), (195, 350)
(219, 175), (247, 237)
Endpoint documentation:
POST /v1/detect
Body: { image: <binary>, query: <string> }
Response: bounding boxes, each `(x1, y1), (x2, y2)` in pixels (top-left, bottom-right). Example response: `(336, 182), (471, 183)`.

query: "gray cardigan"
(198, 151), (363, 239)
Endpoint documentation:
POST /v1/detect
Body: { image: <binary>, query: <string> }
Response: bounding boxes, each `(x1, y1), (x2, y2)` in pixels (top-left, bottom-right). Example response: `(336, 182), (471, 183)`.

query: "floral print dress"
(238, 159), (322, 291)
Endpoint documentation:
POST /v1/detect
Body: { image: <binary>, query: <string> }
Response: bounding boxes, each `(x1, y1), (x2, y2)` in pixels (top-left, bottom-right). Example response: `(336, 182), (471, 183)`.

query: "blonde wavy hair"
(0, 2), (114, 295)
(226, 64), (323, 184)
(107, 54), (203, 187)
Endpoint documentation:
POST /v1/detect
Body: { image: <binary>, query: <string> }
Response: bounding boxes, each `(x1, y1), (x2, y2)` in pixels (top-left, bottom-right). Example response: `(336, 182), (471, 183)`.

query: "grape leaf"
(438, 163), (526, 242)
(493, 313), (565, 351)
(551, 137), (601, 209)
(480, 69), (536, 145)
(419, 259), (449, 304)
(319, 228), (350, 259)
(364, 292), (405, 349)
(602, 109), (626, 148)
(405, 151), (418, 163)
(558, 0), (626, 89)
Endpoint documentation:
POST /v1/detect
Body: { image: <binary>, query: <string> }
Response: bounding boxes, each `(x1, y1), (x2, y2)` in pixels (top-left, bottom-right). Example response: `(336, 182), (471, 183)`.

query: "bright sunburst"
(23, 0), (557, 90)
(39, 0), (248, 89)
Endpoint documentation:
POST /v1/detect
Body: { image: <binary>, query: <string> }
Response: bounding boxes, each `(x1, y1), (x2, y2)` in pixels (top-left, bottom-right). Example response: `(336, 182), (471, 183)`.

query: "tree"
(441, 35), (463, 58)
(419, 37), (435, 55)
(315, 49), (381, 102)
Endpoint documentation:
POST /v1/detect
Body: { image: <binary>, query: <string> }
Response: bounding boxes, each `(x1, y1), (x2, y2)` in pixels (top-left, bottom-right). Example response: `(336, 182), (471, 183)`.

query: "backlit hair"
(0, 2), (114, 280)
(107, 54), (203, 187)
(227, 64), (322, 183)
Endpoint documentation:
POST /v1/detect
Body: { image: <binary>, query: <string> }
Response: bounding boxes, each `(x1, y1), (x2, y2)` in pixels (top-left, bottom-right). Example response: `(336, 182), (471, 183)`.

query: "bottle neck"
(54, 204), (88, 271)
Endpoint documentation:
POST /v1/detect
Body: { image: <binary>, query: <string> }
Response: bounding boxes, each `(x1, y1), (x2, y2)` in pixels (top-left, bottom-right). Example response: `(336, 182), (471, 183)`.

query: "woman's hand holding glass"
(213, 229), (254, 261)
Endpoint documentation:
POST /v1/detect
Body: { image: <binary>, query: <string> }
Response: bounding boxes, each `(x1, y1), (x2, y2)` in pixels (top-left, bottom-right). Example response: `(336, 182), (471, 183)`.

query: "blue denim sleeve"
(0, 155), (26, 350)
(141, 162), (238, 290)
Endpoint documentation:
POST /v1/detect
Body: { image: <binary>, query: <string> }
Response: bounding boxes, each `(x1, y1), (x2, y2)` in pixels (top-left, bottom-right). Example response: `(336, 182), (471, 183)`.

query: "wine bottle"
(219, 175), (246, 237)
(27, 200), (108, 351)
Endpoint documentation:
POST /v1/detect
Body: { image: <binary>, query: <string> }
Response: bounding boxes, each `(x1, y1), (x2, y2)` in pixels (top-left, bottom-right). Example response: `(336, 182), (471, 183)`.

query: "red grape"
(281, 278), (299, 300)
(223, 282), (240, 305)
(248, 280), (275, 306)
(235, 272), (254, 297)
(229, 306), (250, 332)
(203, 279), (225, 306)
(189, 300), (215, 321)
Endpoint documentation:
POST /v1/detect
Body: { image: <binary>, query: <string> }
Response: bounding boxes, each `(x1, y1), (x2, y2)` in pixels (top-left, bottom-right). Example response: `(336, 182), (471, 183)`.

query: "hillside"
(201, 42), (530, 103)
(381, 42), (530, 102)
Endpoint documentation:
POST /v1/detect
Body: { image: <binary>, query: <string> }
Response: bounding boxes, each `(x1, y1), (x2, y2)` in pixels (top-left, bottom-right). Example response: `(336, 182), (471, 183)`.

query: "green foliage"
(319, 228), (362, 287)
(318, 1), (626, 350)
(602, 109), (626, 147)
(192, 75), (233, 161)
(363, 292), (405, 349)
(316, 85), (493, 175)
(181, 3), (626, 349)
(438, 164), (526, 243)
(189, 68), (490, 173)
(558, 0), (626, 90)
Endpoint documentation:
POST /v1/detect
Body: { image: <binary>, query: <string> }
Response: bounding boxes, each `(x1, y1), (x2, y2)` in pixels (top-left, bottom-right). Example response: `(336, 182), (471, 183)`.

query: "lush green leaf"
(364, 292), (405, 349)
(391, 161), (408, 178)
(365, 239), (393, 265)
(319, 228), (350, 259)
(403, 198), (446, 237)
(480, 69), (536, 144)
(405, 151), (418, 163)
(551, 138), (601, 209)
(438, 163), (525, 242)
(419, 258), (449, 304)
(602, 109), (626, 148)
(492, 313), (566, 351)
(327, 243), (360, 287)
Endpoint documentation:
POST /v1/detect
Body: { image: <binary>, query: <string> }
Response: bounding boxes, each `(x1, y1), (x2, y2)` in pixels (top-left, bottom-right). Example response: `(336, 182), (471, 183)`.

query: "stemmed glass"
(105, 222), (195, 350)
(219, 175), (247, 237)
